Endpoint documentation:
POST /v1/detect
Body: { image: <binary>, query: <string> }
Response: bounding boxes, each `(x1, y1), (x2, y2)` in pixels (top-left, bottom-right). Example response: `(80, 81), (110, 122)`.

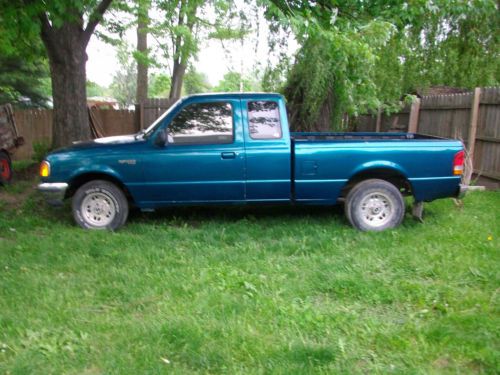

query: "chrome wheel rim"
(81, 192), (116, 227)
(358, 192), (393, 228)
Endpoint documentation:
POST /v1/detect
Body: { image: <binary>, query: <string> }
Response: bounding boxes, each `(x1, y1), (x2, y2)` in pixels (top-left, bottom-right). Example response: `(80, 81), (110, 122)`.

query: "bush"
(32, 140), (52, 162)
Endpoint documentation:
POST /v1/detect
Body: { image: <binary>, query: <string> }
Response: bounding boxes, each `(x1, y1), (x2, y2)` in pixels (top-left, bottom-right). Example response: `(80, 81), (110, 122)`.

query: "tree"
(153, 0), (241, 101)
(135, 0), (151, 104)
(148, 73), (171, 97)
(266, 0), (500, 131)
(183, 69), (211, 95)
(110, 45), (137, 108)
(0, 55), (51, 107)
(86, 81), (109, 98)
(214, 71), (260, 92)
(0, 9), (51, 107)
(1, 0), (114, 147)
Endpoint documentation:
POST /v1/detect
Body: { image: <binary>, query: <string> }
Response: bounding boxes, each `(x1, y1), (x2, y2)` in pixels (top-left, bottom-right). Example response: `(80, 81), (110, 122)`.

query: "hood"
(50, 134), (142, 155)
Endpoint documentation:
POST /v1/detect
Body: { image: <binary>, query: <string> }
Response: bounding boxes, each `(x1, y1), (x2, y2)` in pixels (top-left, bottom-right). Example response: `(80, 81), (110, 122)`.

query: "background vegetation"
(1, 1), (498, 137)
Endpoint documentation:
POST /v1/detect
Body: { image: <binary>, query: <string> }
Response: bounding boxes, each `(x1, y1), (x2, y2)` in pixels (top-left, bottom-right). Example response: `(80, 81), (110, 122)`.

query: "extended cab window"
(168, 102), (233, 145)
(247, 101), (282, 140)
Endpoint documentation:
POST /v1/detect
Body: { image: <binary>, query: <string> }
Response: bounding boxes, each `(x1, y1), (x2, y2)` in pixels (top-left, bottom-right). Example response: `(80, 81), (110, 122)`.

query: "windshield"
(141, 98), (182, 138)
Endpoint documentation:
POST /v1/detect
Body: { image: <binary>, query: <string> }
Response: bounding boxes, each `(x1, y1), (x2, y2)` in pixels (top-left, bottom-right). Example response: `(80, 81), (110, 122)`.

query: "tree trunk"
(47, 37), (90, 148)
(38, 0), (112, 148)
(136, 1), (149, 104)
(169, 59), (186, 101)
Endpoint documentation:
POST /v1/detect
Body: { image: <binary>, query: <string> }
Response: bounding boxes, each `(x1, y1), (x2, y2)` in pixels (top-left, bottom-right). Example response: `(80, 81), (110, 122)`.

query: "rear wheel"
(345, 179), (405, 231)
(0, 152), (12, 185)
(72, 180), (129, 230)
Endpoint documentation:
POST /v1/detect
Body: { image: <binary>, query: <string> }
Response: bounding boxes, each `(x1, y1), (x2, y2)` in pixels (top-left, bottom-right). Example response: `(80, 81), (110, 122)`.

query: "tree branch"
(38, 12), (63, 63)
(83, 0), (113, 46)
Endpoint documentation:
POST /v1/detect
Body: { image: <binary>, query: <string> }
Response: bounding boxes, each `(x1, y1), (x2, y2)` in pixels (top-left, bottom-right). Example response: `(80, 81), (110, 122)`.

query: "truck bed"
(290, 131), (463, 204)
(291, 132), (442, 142)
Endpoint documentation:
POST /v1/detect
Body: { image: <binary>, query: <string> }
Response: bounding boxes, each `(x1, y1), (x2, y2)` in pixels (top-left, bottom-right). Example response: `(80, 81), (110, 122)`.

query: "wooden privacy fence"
(354, 87), (500, 181)
(12, 98), (175, 160)
(12, 108), (136, 160)
(137, 98), (176, 130)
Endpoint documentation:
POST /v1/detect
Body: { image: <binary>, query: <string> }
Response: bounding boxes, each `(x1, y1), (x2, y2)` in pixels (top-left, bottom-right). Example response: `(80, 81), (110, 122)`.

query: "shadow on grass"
(130, 204), (347, 227)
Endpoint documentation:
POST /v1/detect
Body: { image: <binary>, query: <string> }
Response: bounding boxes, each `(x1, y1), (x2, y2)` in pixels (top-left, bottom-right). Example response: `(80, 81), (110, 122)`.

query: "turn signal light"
(40, 161), (50, 177)
(453, 150), (465, 175)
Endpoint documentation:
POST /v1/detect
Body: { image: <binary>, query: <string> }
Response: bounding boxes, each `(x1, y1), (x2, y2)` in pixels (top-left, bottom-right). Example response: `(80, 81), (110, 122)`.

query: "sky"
(86, 5), (298, 89)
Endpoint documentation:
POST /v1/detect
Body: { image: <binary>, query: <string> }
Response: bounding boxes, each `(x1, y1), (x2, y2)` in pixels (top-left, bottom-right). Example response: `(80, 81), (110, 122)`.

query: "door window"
(247, 101), (282, 140)
(168, 102), (233, 145)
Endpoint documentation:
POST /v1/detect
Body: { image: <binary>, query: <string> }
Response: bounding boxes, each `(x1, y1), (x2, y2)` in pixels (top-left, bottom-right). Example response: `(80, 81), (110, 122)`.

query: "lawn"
(0, 163), (499, 374)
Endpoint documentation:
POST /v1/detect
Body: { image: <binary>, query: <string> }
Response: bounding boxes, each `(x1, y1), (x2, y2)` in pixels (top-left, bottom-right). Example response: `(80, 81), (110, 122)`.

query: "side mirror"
(154, 129), (167, 147)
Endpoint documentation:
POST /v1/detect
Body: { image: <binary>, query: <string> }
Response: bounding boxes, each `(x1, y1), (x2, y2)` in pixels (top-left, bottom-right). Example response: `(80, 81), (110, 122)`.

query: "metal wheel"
(345, 179), (405, 231)
(81, 191), (117, 228)
(357, 192), (394, 229)
(72, 180), (129, 230)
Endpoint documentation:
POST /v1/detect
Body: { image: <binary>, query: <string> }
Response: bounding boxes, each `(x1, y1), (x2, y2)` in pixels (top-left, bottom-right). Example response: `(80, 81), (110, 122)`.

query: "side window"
(168, 102), (233, 145)
(247, 101), (282, 140)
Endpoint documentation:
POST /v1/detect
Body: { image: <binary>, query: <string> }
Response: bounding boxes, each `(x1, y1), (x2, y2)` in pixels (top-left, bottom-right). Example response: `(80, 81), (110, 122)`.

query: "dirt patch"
(0, 163), (39, 209)
(12, 163), (39, 183)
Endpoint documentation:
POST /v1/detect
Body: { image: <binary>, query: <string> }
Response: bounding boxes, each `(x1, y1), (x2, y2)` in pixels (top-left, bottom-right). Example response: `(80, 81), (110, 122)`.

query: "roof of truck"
(183, 92), (284, 100)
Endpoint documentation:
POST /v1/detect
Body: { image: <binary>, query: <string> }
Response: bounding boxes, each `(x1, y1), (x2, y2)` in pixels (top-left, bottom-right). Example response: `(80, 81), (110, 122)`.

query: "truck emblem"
(118, 159), (136, 165)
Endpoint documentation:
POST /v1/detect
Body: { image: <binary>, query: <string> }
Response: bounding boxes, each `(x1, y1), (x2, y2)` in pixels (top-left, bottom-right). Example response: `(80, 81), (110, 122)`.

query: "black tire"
(72, 180), (129, 230)
(345, 179), (405, 231)
(0, 151), (12, 185)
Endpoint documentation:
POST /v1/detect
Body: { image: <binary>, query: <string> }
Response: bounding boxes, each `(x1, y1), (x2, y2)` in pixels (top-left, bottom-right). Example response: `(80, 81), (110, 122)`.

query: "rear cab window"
(247, 101), (282, 140)
(168, 101), (234, 145)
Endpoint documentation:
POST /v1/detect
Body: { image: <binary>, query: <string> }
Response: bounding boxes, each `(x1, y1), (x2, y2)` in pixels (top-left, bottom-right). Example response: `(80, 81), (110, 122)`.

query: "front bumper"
(37, 182), (68, 206)
(457, 183), (468, 199)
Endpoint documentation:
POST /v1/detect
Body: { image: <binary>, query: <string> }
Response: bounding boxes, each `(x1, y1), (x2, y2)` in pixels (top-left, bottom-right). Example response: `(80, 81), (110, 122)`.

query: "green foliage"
(109, 45), (137, 108)
(148, 73), (171, 98)
(86, 81), (109, 98)
(32, 141), (52, 163)
(215, 71), (261, 92)
(267, 0), (500, 130)
(0, 12), (50, 107)
(182, 69), (212, 95)
(0, 180), (499, 373)
(0, 56), (51, 107)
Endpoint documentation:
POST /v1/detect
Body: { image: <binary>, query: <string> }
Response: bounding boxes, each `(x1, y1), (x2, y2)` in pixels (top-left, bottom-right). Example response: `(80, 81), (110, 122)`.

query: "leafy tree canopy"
(214, 71), (261, 92)
(266, 0), (500, 130)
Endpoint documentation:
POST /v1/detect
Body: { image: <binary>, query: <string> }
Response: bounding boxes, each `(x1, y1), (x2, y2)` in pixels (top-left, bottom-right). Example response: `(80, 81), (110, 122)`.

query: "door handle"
(221, 152), (236, 159)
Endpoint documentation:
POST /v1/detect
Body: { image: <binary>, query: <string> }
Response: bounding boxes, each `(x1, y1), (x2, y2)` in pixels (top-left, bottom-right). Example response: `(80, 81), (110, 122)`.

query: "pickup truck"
(38, 93), (466, 231)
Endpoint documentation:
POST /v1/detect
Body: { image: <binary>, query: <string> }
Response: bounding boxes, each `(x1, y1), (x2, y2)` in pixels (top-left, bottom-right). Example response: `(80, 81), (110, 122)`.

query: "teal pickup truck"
(38, 93), (466, 231)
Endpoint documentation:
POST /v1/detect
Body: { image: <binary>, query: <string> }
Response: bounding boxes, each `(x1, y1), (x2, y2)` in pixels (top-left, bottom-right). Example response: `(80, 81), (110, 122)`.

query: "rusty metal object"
(0, 104), (23, 154)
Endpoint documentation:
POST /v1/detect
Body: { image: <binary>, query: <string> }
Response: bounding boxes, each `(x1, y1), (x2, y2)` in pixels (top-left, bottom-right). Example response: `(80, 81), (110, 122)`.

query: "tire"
(345, 179), (405, 231)
(0, 151), (12, 185)
(72, 180), (129, 230)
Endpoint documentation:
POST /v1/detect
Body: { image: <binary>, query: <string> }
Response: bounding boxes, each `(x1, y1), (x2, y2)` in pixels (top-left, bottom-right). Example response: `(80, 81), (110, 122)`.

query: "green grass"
(0, 177), (499, 374)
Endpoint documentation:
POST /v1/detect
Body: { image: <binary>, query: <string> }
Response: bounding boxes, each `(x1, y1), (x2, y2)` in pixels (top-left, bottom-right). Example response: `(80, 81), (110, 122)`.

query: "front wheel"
(0, 151), (12, 185)
(72, 180), (129, 230)
(345, 179), (405, 231)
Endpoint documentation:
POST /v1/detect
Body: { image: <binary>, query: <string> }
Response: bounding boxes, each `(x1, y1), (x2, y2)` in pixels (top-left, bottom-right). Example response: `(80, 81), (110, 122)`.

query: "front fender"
(68, 165), (125, 184)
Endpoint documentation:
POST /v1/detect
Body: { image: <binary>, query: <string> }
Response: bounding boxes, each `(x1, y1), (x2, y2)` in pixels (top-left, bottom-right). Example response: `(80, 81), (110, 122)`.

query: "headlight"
(40, 160), (50, 177)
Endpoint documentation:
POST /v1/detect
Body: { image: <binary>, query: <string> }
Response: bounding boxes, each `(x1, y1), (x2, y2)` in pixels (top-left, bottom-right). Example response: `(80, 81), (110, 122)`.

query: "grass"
(0, 165), (499, 374)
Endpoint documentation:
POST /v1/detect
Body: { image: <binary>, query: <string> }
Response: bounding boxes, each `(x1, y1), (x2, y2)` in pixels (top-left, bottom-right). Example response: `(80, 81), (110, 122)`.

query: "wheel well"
(340, 168), (412, 198)
(66, 173), (134, 203)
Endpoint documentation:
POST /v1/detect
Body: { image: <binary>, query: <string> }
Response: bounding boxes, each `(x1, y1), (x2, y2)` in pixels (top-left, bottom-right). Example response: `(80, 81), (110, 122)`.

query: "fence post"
(465, 87), (481, 184)
(408, 98), (421, 133)
(375, 108), (382, 132)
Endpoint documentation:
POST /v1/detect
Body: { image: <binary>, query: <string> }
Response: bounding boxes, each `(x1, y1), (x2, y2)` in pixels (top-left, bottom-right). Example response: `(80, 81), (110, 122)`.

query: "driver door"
(142, 99), (246, 204)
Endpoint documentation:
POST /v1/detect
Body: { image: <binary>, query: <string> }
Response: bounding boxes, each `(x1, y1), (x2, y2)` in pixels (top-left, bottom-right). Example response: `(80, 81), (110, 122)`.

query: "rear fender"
(350, 161), (409, 180)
